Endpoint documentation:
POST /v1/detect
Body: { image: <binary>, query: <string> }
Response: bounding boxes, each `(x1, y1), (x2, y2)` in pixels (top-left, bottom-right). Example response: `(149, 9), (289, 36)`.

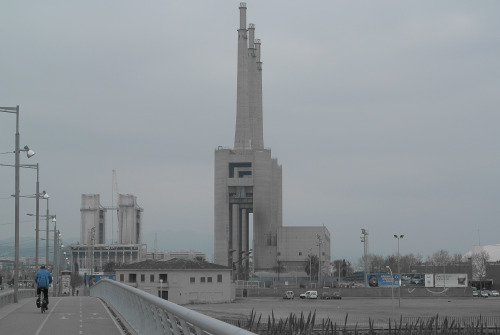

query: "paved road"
(0, 296), (130, 335)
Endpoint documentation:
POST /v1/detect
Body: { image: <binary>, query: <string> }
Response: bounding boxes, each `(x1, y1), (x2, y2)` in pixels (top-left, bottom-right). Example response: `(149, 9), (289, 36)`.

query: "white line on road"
(35, 298), (63, 335)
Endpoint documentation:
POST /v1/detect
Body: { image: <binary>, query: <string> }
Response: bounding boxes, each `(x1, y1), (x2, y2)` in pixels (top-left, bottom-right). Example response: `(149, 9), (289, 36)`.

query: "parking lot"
(186, 296), (500, 326)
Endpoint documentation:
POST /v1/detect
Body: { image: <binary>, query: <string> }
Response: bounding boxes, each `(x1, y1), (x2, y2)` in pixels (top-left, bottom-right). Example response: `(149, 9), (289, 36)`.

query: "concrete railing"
(90, 278), (255, 335)
(0, 289), (36, 309)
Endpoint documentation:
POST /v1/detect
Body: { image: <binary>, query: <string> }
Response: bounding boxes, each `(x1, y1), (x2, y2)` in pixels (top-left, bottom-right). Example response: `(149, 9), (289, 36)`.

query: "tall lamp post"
(361, 229), (368, 287)
(1, 105), (35, 303)
(394, 234), (404, 307)
(28, 211), (55, 269)
(316, 234), (322, 287)
(5, 167), (46, 269)
(386, 266), (394, 316)
(308, 247), (312, 285)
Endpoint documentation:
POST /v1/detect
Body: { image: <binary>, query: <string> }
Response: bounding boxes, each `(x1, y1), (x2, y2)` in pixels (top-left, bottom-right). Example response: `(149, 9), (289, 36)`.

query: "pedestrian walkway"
(0, 296), (132, 335)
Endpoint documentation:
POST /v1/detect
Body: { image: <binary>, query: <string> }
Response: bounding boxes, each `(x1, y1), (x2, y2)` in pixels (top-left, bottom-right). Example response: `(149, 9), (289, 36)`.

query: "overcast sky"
(1, 1), (499, 266)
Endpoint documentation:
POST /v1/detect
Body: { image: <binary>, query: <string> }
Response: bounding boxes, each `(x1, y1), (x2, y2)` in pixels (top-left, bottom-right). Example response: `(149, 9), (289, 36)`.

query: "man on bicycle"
(35, 265), (52, 308)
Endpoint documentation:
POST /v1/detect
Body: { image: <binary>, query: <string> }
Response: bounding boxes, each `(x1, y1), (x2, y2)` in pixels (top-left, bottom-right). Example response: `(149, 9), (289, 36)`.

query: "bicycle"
(37, 295), (48, 313)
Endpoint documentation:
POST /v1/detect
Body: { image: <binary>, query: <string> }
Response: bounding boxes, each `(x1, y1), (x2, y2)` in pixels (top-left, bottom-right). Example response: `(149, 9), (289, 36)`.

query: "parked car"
(480, 290), (489, 298)
(300, 290), (318, 299)
(332, 292), (342, 300)
(490, 290), (499, 297)
(472, 290), (479, 297)
(283, 291), (294, 299)
(321, 292), (332, 299)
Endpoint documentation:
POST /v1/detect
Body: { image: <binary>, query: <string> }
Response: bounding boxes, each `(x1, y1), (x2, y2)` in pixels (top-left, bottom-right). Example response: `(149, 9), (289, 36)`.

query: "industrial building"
(214, 3), (331, 278)
(70, 193), (144, 274)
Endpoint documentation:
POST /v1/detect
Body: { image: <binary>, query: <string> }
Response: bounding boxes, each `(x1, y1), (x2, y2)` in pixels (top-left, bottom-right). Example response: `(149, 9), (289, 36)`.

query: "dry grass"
(237, 310), (500, 335)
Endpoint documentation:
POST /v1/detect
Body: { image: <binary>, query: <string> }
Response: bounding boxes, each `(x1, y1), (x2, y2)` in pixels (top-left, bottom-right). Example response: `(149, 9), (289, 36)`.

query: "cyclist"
(35, 265), (52, 309)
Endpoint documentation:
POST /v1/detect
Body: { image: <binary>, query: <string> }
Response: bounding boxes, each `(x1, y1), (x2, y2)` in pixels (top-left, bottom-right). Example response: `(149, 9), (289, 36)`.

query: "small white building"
(115, 258), (232, 305)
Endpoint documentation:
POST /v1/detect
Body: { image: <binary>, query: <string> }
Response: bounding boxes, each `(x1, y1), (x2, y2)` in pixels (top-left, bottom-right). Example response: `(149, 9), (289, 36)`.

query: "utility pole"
(316, 234), (322, 287)
(361, 229), (369, 287)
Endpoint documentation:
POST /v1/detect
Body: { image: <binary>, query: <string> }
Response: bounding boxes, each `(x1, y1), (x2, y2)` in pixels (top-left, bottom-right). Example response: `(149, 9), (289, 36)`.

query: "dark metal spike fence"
(224, 313), (500, 334)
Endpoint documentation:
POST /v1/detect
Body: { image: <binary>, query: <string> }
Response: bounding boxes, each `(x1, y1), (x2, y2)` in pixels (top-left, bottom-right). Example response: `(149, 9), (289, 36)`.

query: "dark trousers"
(37, 287), (49, 304)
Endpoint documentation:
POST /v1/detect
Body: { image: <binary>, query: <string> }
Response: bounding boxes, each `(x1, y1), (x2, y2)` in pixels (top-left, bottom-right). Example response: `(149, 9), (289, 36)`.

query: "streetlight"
(54, 230), (61, 297)
(308, 247), (313, 285)
(361, 229), (368, 287)
(386, 266), (394, 316)
(394, 234), (404, 308)
(316, 234), (322, 287)
(11, 186), (47, 269)
(1, 105), (36, 303)
(28, 211), (55, 268)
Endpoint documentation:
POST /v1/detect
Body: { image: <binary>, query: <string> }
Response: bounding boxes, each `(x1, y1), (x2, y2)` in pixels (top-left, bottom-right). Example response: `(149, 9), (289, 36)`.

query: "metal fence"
(0, 289), (36, 309)
(90, 278), (256, 335)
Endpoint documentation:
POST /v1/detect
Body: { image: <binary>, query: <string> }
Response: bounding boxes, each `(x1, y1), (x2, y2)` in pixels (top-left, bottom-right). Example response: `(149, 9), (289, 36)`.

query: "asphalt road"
(0, 296), (128, 335)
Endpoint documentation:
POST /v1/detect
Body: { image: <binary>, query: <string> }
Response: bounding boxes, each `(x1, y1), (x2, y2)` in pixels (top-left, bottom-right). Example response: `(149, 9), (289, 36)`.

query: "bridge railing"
(0, 289), (36, 309)
(90, 278), (255, 335)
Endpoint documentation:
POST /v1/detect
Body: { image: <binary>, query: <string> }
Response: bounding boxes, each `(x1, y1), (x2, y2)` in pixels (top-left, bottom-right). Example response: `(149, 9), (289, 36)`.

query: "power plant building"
(71, 193), (145, 273)
(214, 3), (330, 277)
(214, 3), (282, 275)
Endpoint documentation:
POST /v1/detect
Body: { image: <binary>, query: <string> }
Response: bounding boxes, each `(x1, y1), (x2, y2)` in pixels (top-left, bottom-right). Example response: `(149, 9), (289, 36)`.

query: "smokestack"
(254, 38), (264, 149)
(248, 23), (255, 49)
(239, 3), (247, 29)
(234, 3), (250, 150)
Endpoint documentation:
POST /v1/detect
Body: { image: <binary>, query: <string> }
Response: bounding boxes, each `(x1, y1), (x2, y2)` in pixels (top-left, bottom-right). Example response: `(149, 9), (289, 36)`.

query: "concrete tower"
(214, 3), (282, 275)
(80, 194), (106, 244)
(117, 194), (144, 244)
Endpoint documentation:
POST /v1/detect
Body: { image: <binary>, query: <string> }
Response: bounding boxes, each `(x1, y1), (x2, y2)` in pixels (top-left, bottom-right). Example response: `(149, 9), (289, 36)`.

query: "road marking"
(35, 298), (63, 335)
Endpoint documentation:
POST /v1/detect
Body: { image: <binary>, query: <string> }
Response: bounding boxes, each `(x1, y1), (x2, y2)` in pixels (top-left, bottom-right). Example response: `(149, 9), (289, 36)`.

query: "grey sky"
(1, 1), (499, 265)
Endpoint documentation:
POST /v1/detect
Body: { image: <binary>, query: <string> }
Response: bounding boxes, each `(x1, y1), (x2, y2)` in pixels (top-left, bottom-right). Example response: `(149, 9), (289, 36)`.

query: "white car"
(300, 290), (318, 299)
(490, 290), (499, 297)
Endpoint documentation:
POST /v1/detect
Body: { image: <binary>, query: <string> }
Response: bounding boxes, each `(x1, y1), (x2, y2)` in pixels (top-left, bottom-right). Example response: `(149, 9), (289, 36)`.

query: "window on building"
(141, 274), (145, 282)
(120, 274), (124, 282)
(207, 277), (212, 283)
(277, 252), (281, 256)
(150, 274), (154, 282)
(217, 274), (222, 283)
(200, 277), (206, 283)
(129, 274), (136, 283)
(159, 274), (168, 282)
(299, 252), (302, 256)
(190, 277), (195, 284)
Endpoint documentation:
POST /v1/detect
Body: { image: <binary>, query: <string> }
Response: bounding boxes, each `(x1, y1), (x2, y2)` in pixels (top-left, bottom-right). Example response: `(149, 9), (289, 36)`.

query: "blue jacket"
(35, 269), (53, 289)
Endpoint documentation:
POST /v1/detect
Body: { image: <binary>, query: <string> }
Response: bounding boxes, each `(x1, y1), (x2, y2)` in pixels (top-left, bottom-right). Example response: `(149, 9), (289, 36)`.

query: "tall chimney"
(254, 38), (264, 149)
(234, 2), (250, 150)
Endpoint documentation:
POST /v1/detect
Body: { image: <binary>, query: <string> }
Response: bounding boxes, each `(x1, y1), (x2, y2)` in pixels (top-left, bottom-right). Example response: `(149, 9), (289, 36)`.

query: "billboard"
(434, 273), (468, 288)
(425, 274), (434, 287)
(86, 274), (116, 288)
(401, 273), (425, 287)
(366, 273), (399, 287)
